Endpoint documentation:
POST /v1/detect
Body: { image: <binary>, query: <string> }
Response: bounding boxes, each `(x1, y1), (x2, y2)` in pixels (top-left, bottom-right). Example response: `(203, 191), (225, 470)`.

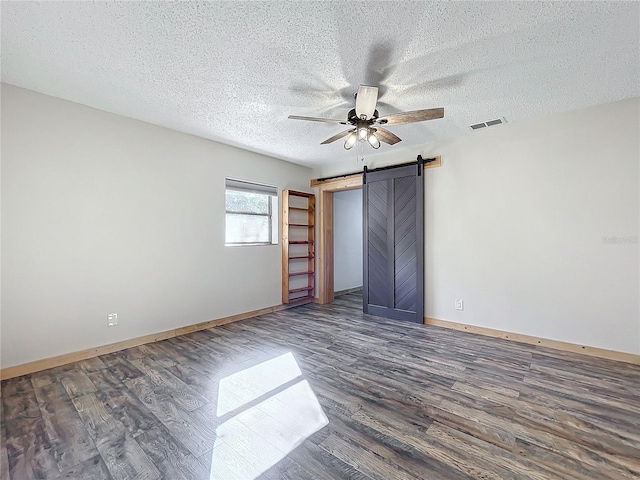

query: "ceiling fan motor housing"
(347, 108), (379, 124)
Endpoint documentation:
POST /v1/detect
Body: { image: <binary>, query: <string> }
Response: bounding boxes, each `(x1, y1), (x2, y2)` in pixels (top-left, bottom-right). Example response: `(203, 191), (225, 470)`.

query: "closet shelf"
(289, 286), (314, 294)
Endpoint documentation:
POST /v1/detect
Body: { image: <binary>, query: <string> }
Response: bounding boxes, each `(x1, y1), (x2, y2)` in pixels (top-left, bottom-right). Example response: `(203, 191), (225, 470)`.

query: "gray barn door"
(363, 164), (424, 323)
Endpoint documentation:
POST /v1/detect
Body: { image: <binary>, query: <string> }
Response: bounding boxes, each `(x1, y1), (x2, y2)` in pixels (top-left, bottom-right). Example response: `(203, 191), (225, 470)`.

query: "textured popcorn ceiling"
(2, 1), (639, 167)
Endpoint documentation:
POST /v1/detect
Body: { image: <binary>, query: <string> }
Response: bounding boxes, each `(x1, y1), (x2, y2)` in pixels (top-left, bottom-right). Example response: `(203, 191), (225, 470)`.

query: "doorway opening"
(333, 189), (363, 299)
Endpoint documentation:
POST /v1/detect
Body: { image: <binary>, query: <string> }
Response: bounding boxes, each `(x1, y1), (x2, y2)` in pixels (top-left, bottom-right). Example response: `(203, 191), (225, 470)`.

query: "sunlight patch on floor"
(217, 352), (302, 417)
(210, 353), (328, 480)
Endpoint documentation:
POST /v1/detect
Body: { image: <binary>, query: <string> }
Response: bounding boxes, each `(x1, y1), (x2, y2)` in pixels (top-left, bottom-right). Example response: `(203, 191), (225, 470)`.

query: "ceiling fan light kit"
(288, 84), (444, 152)
(344, 127), (381, 150)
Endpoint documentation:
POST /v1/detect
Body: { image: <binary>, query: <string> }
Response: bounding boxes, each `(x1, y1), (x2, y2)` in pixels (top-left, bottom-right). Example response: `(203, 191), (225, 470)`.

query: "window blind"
(225, 178), (277, 196)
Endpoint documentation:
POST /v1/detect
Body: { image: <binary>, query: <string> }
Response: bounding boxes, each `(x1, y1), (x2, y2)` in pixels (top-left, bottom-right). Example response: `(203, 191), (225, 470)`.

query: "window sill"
(225, 243), (278, 247)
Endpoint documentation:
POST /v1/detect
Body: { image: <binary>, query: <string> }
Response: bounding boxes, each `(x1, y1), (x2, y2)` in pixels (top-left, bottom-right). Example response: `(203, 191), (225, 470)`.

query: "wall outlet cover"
(455, 299), (464, 311)
(107, 313), (118, 327)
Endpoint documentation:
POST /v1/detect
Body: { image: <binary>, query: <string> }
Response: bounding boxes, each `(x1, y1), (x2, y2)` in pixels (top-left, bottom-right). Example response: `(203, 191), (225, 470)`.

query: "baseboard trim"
(424, 317), (640, 365)
(334, 286), (363, 297)
(0, 301), (312, 380)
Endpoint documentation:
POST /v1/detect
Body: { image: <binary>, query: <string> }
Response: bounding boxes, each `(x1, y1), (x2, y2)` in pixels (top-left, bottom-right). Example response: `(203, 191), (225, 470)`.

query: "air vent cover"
(469, 117), (506, 130)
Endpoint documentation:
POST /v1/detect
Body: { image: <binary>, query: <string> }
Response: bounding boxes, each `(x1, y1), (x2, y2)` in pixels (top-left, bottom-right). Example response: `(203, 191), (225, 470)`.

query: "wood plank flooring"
(2, 293), (639, 479)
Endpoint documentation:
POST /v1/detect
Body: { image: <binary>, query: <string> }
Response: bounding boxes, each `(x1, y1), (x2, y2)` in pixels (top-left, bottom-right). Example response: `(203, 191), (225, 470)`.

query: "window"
(225, 178), (278, 245)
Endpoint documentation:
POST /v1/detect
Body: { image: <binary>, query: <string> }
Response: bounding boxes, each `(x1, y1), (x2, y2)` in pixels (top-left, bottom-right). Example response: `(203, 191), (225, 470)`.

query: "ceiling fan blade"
(288, 115), (347, 125)
(376, 107), (444, 125)
(375, 127), (402, 145)
(320, 129), (354, 145)
(355, 85), (378, 120)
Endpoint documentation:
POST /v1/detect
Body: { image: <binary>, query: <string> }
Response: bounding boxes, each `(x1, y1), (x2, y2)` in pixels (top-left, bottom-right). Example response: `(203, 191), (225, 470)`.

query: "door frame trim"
(313, 174), (363, 304)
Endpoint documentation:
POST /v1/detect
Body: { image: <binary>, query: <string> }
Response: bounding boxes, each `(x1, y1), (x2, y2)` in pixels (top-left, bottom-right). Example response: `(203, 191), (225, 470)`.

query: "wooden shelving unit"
(282, 190), (315, 304)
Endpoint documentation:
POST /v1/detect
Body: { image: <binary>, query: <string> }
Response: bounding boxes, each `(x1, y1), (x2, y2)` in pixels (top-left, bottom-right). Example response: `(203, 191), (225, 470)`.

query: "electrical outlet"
(107, 313), (118, 327)
(455, 299), (464, 311)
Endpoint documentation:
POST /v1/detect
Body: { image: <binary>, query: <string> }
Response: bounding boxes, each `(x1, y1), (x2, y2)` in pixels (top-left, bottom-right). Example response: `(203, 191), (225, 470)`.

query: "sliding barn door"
(363, 164), (424, 323)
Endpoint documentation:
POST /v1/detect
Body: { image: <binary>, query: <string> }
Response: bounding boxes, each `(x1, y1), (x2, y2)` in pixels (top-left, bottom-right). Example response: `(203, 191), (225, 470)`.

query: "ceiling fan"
(288, 85), (444, 150)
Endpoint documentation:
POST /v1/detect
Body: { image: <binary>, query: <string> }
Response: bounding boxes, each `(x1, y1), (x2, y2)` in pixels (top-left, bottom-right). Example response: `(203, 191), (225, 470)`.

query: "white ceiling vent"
(469, 117), (507, 131)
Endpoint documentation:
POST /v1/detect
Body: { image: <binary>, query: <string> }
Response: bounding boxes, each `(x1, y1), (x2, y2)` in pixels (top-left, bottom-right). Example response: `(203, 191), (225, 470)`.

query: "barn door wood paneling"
(363, 164), (424, 323)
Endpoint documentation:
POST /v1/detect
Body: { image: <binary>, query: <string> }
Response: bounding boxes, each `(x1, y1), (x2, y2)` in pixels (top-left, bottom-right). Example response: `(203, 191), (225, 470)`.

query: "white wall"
(333, 189), (363, 292)
(316, 97), (640, 355)
(1, 84), (312, 368)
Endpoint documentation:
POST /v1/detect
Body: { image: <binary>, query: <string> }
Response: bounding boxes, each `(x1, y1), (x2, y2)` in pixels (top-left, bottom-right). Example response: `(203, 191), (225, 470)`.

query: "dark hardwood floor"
(2, 293), (639, 479)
